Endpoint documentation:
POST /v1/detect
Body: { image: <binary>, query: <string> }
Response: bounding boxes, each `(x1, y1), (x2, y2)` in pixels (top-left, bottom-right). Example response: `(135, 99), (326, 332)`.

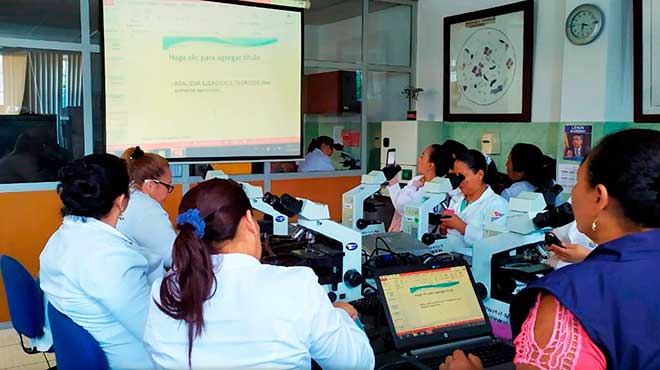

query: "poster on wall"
(443, 0), (534, 122)
(633, 0), (660, 122)
(563, 125), (592, 161)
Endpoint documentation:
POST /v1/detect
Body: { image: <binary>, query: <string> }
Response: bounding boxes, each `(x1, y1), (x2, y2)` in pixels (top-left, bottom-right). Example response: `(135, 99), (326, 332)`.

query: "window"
(0, 49), (84, 184)
(0, 55), (4, 106)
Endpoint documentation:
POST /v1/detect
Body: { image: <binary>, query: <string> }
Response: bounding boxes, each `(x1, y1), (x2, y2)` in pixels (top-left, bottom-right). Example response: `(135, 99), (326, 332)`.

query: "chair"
(48, 303), (108, 370)
(0, 255), (47, 352)
(0, 254), (55, 369)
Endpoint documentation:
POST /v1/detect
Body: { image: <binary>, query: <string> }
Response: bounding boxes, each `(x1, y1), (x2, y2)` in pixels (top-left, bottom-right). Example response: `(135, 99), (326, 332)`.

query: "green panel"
(442, 122), (560, 171)
(417, 121), (446, 155)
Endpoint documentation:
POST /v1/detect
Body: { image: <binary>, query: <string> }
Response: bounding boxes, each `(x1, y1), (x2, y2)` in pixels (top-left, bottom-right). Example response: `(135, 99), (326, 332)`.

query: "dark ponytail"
(456, 149), (498, 187)
(307, 136), (334, 153)
(157, 178), (252, 366)
(428, 144), (453, 177)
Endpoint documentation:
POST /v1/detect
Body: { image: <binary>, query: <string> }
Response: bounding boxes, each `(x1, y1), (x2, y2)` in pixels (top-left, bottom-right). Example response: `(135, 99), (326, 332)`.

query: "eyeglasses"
(145, 179), (175, 193)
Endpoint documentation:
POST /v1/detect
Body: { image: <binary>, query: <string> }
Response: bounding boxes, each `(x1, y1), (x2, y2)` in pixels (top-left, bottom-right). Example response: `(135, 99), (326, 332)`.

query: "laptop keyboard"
(417, 340), (515, 368)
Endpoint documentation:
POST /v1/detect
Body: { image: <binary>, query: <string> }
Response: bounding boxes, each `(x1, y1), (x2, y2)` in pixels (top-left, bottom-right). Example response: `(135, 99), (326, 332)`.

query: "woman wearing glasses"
(118, 146), (176, 277)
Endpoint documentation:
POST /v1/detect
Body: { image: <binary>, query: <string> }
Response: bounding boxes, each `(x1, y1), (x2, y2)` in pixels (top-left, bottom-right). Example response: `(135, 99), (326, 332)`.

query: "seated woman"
(441, 128), (660, 370)
(387, 144), (453, 232)
(40, 154), (154, 370)
(143, 178), (374, 370)
(503, 143), (559, 204)
(117, 146), (176, 274)
(440, 150), (508, 253)
(298, 136), (336, 172)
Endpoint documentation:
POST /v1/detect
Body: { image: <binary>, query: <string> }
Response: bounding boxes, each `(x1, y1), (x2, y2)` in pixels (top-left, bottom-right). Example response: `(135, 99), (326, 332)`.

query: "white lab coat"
(40, 216), (154, 370)
(387, 175), (428, 232)
(445, 186), (509, 250)
(144, 253), (374, 370)
(298, 149), (335, 172)
(117, 190), (176, 274)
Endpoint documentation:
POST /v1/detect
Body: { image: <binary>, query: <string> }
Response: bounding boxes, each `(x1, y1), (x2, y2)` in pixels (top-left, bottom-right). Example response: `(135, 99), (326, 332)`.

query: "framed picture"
(443, 0), (533, 122)
(633, 0), (660, 122)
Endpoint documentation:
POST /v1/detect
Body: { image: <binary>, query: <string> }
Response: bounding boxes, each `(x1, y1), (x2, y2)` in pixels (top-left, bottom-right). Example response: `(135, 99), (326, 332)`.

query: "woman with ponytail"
(117, 146), (176, 274)
(298, 136), (336, 172)
(143, 179), (374, 370)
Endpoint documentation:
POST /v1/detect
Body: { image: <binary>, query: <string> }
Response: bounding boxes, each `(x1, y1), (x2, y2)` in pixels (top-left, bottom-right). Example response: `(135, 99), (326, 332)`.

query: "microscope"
(205, 170), (289, 236)
(262, 193), (364, 302)
(471, 192), (567, 338)
(341, 171), (387, 235)
(400, 177), (454, 253)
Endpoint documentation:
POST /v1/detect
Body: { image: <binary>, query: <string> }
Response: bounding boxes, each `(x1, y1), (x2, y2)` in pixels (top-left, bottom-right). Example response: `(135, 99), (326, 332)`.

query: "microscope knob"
(327, 292), (338, 303)
(356, 219), (369, 230)
(344, 269), (363, 288)
(475, 283), (488, 301)
(422, 233), (444, 246)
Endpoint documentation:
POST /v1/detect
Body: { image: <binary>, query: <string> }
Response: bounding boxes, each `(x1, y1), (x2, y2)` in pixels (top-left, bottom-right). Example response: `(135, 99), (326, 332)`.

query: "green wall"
(309, 120), (660, 173)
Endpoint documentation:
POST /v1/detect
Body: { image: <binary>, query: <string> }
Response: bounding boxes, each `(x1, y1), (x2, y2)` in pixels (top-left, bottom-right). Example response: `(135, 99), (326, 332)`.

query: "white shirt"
(298, 149), (335, 172)
(144, 253), (374, 370)
(117, 190), (176, 273)
(445, 186), (509, 250)
(40, 216), (154, 370)
(387, 175), (426, 232)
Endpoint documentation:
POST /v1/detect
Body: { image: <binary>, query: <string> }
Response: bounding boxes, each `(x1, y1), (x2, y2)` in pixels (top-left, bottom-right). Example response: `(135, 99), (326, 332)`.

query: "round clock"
(566, 4), (604, 45)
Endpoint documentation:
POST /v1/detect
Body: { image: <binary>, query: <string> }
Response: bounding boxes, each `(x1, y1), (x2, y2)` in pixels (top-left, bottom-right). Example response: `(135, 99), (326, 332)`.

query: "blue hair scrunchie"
(176, 208), (206, 239)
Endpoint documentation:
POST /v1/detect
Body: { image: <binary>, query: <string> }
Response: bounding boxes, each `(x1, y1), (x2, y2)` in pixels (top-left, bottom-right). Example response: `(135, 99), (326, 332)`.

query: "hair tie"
(176, 208), (206, 239)
(483, 154), (493, 166)
(130, 146), (145, 160)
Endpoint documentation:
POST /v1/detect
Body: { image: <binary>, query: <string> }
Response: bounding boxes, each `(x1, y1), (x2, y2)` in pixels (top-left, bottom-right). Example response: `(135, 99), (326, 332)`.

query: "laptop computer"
(375, 260), (515, 370)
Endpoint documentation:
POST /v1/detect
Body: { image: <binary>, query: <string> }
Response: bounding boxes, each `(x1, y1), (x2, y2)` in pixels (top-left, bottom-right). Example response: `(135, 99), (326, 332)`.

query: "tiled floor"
(0, 329), (55, 370)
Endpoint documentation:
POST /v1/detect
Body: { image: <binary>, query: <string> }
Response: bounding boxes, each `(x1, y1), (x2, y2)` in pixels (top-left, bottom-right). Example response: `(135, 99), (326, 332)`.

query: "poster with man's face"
(563, 125), (592, 161)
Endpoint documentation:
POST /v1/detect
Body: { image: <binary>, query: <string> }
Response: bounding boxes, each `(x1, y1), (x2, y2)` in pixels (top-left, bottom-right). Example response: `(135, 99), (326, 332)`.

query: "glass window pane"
(367, 71), (409, 122)
(366, 71), (409, 172)
(92, 53), (104, 154)
(305, 0), (362, 63)
(304, 67), (362, 171)
(273, 67), (362, 173)
(0, 1), (81, 43)
(0, 49), (84, 184)
(367, 1), (412, 66)
(90, 0), (100, 45)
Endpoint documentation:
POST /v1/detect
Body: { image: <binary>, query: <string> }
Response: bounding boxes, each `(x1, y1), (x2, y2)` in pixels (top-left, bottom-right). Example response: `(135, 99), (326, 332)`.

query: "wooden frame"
(443, 0), (533, 122)
(633, 0), (660, 123)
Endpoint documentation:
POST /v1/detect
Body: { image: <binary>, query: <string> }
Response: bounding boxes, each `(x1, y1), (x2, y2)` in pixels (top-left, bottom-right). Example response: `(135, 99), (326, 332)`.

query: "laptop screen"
(377, 263), (492, 350)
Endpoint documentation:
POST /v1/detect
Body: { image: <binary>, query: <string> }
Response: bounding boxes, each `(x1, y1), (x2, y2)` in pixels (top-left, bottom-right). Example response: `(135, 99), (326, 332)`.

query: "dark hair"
(157, 178), (252, 365)
(58, 154), (129, 219)
(509, 143), (556, 187)
(442, 139), (468, 169)
(428, 144), (453, 177)
(307, 136), (334, 153)
(455, 149), (498, 187)
(586, 129), (660, 228)
(120, 146), (170, 186)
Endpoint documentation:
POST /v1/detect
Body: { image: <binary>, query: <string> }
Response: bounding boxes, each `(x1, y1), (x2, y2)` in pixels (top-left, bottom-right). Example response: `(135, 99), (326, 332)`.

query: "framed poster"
(562, 125), (592, 161)
(443, 0), (533, 122)
(633, 0), (660, 122)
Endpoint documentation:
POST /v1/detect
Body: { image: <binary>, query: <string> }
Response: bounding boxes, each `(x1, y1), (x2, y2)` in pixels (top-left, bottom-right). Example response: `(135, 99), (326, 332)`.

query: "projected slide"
(379, 267), (485, 338)
(102, 0), (302, 160)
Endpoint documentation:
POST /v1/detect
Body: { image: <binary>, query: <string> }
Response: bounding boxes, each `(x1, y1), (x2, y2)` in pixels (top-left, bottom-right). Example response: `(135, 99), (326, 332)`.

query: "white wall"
(416, 0), (634, 122)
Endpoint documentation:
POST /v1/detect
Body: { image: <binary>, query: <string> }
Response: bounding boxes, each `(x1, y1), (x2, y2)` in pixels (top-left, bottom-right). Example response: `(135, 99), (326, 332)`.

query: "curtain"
(24, 51), (83, 115)
(0, 52), (28, 115)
